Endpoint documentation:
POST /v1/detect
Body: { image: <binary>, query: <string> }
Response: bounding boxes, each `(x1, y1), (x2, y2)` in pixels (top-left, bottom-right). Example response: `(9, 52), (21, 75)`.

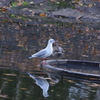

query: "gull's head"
(48, 39), (55, 44)
(43, 91), (49, 97)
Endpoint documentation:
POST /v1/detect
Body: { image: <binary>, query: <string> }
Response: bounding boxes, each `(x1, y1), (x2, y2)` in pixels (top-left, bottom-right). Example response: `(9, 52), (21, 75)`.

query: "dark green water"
(0, 68), (99, 100)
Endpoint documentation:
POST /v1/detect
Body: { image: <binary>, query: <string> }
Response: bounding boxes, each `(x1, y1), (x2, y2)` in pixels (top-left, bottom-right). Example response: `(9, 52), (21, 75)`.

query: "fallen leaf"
(40, 14), (47, 17)
(0, 95), (8, 98)
(82, 55), (89, 57)
(76, 15), (84, 20)
(17, 3), (23, 6)
(50, 0), (56, 2)
(7, 79), (13, 81)
(20, 88), (27, 90)
(88, 4), (93, 7)
(3, 73), (17, 76)
(30, 1), (34, 4)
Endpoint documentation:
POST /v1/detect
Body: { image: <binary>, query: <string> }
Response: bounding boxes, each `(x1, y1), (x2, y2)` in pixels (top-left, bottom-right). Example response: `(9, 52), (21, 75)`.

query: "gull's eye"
(49, 39), (55, 43)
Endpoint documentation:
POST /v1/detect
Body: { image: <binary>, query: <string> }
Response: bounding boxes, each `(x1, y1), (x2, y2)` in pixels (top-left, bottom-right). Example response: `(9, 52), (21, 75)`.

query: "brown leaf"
(50, 0), (56, 2)
(78, 30), (83, 33)
(88, 4), (93, 7)
(40, 14), (47, 17)
(3, 73), (17, 76)
(0, 95), (8, 98)
(84, 46), (89, 49)
(20, 88), (27, 90)
(82, 55), (89, 57)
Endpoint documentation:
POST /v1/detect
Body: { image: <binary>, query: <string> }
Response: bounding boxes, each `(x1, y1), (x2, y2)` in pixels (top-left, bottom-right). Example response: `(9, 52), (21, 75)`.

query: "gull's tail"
(29, 54), (35, 59)
(27, 72), (31, 76)
(27, 72), (35, 79)
(29, 56), (33, 59)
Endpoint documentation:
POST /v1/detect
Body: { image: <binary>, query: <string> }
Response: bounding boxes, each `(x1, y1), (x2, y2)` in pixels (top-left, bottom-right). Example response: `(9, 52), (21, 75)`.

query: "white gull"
(29, 39), (55, 59)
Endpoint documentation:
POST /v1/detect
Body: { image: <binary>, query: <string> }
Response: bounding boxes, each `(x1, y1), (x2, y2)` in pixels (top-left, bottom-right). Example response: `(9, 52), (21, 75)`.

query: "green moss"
(55, 1), (68, 8)
(10, 14), (15, 18)
(22, 2), (29, 6)
(11, 1), (17, 7)
(50, 0), (72, 8)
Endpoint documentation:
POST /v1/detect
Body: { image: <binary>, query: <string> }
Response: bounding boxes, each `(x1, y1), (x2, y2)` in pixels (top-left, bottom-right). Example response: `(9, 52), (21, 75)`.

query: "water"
(0, 68), (99, 100)
(0, 8), (100, 100)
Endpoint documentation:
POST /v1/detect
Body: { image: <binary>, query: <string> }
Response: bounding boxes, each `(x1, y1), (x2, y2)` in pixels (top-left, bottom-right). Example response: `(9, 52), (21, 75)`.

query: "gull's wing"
(33, 49), (47, 57)
(59, 46), (64, 52)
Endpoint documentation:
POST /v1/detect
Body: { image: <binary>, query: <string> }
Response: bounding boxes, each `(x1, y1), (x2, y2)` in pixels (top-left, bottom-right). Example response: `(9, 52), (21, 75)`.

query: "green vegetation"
(11, 1), (17, 7)
(50, 0), (72, 8)
(55, 0), (68, 8)
(10, 14), (15, 18)
(10, 1), (29, 7)
(22, 2), (29, 6)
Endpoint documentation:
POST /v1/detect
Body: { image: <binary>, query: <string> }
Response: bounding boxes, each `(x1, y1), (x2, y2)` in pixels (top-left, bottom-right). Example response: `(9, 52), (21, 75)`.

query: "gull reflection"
(47, 73), (61, 86)
(95, 87), (100, 100)
(27, 73), (49, 97)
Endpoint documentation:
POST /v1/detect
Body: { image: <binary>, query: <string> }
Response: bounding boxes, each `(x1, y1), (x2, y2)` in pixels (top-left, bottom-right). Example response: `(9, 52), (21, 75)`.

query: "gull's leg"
(41, 58), (47, 65)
